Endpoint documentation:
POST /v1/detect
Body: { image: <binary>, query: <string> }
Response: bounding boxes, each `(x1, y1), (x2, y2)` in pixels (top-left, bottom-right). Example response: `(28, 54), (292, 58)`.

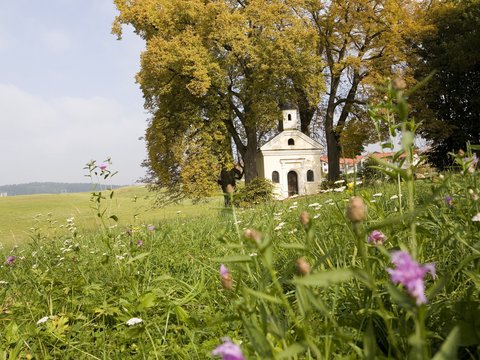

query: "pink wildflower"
(5, 256), (15, 266)
(99, 163), (107, 171)
(387, 251), (435, 305)
(367, 230), (387, 245)
(147, 224), (155, 232)
(212, 338), (245, 360)
(219, 264), (233, 290)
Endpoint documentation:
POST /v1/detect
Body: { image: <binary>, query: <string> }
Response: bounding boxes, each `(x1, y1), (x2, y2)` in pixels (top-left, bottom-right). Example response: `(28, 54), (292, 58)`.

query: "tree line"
(113, 0), (480, 200)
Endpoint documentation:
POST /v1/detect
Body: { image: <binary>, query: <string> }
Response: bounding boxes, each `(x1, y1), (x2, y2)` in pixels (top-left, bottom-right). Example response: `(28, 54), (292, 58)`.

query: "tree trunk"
(326, 125), (341, 181)
(296, 88), (316, 136)
(243, 126), (258, 182)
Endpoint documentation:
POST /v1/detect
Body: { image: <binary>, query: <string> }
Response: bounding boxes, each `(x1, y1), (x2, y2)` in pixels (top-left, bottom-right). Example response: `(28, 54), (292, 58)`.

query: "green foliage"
(411, 0), (480, 169)
(233, 178), (274, 207)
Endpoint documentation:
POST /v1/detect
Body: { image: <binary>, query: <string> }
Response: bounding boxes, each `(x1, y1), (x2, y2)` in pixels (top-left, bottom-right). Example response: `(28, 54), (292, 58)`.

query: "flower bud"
(296, 257), (311, 276)
(243, 228), (262, 244)
(219, 264), (233, 290)
(299, 211), (310, 226)
(346, 196), (367, 223)
(392, 77), (407, 91)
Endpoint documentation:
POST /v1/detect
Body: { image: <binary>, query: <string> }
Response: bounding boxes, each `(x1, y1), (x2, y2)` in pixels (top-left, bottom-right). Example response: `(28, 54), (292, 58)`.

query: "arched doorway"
(287, 171), (298, 196)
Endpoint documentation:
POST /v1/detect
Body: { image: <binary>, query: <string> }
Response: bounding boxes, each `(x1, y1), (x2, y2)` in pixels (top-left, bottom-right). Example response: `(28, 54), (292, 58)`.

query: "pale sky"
(0, 0), (147, 186)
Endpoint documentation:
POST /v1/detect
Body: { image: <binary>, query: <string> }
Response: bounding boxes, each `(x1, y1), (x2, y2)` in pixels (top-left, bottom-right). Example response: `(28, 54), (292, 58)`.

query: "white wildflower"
(373, 193), (383, 197)
(289, 205), (298, 210)
(0, 280), (8, 285)
(334, 186), (346, 192)
(313, 214), (321, 219)
(390, 195), (399, 200)
(472, 213), (480, 222)
(334, 180), (345, 184)
(370, 200), (376, 203)
(308, 203), (320, 207)
(275, 222), (286, 231)
(126, 317), (143, 326)
(37, 316), (49, 325)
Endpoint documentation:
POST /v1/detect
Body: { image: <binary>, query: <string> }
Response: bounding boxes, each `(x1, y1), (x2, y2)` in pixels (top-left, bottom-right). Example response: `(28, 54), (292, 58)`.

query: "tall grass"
(0, 83), (479, 358)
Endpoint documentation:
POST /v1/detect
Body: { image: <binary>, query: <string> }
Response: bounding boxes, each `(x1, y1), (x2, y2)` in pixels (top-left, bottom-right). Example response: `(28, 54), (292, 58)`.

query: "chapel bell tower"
(281, 103), (299, 131)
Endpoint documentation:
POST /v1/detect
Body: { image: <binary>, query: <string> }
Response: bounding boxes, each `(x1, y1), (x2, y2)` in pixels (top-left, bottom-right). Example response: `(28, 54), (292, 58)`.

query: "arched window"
(288, 138), (295, 145)
(272, 171), (280, 183)
(288, 114), (292, 121)
(307, 170), (314, 182)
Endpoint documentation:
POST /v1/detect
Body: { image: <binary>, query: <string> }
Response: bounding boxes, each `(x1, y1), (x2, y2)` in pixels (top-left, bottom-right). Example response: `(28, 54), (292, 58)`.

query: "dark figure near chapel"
(218, 164), (244, 206)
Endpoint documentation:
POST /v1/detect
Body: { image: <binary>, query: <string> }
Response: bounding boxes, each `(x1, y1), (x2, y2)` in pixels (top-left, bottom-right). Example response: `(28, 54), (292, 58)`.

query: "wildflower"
(390, 195), (399, 200)
(346, 197), (367, 223)
(372, 193), (383, 197)
(444, 196), (454, 207)
(334, 186), (346, 192)
(36, 316), (49, 325)
(367, 230), (387, 245)
(274, 222), (286, 231)
(0, 280), (8, 285)
(334, 179), (345, 184)
(126, 317), (143, 326)
(5, 256), (15, 265)
(136, 240), (144, 247)
(296, 257), (311, 276)
(220, 264), (233, 290)
(308, 203), (320, 207)
(387, 251), (435, 305)
(147, 224), (155, 231)
(313, 214), (320, 219)
(289, 205), (298, 210)
(99, 163), (107, 171)
(472, 213), (480, 222)
(299, 211), (310, 226)
(212, 338), (245, 360)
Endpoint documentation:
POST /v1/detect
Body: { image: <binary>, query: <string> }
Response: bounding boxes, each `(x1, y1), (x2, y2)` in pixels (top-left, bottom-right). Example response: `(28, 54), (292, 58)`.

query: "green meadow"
(0, 186), (223, 247)
(0, 173), (479, 358)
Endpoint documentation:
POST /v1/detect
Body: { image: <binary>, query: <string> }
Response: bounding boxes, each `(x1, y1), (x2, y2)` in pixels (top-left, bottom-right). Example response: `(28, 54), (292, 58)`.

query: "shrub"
(233, 178), (274, 207)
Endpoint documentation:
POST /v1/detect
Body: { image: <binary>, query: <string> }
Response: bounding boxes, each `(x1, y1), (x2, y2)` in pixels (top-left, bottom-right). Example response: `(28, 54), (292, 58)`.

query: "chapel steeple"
(280, 103), (299, 131)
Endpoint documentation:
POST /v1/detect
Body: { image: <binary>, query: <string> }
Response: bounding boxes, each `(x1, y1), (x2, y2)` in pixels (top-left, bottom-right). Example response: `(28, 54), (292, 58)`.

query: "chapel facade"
(256, 106), (324, 199)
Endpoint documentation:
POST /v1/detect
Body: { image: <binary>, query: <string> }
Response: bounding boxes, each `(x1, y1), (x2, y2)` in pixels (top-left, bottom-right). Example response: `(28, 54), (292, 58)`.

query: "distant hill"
(0, 182), (125, 196)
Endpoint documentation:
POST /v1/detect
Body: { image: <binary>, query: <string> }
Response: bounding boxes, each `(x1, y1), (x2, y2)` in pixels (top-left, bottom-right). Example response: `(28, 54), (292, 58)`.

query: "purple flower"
(5, 256), (15, 265)
(367, 230), (387, 245)
(99, 163), (107, 171)
(220, 264), (229, 277)
(212, 338), (245, 360)
(387, 251), (435, 305)
(147, 224), (155, 232)
(219, 264), (233, 290)
(136, 240), (144, 247)
(444, 196), (453, 207)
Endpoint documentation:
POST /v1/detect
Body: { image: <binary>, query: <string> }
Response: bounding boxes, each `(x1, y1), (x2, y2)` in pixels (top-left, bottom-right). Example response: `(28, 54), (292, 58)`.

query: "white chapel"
(256, 105), (324, 199)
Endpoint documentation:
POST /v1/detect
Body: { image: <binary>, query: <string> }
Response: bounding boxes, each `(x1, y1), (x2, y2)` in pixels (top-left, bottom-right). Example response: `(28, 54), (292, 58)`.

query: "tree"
(291, 0), (428, 180)
(113, 0), (323, 198)
(411, 0), (480, 169)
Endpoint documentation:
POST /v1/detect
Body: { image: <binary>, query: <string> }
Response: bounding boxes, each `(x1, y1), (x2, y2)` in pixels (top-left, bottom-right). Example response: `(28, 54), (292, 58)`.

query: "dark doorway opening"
(287, 171), (298, 196)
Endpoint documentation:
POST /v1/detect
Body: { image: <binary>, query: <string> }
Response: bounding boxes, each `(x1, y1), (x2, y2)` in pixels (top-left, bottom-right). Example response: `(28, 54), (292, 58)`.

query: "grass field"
(0, 175), (479, 359)
(0, 186), (223, 247)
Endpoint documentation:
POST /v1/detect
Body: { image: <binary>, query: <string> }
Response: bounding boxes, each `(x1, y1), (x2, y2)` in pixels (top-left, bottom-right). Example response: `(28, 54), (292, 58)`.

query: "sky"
(0, 0), (147, 186)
